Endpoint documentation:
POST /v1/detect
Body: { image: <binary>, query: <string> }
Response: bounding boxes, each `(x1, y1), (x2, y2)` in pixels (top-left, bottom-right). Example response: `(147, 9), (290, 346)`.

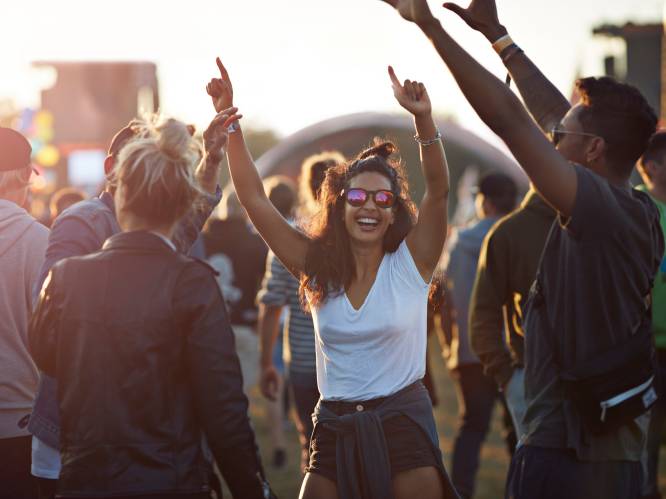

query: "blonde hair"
(0, 168), (31, 197)
(114, 115), (203, 227)
(298, 151), (345, 216)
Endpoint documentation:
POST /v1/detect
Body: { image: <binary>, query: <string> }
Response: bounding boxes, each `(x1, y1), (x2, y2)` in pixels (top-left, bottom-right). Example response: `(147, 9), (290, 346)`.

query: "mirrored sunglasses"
(343, 188), (396, 208)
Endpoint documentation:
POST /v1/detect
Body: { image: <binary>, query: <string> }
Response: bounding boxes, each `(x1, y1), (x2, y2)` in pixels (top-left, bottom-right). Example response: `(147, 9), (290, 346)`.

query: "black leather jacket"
(29, 231), (271, 498)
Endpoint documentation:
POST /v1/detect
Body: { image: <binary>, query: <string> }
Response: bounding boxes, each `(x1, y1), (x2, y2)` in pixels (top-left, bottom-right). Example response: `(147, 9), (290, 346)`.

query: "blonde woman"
(29, 115), (274, 499)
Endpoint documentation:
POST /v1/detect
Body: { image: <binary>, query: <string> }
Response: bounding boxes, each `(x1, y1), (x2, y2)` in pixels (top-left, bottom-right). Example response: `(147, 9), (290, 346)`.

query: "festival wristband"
(492, 34), (514, 55)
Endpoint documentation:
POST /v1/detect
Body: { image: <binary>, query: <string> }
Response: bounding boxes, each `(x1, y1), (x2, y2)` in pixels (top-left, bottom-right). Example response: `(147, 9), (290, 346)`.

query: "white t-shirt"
(310, 240), (430, 401)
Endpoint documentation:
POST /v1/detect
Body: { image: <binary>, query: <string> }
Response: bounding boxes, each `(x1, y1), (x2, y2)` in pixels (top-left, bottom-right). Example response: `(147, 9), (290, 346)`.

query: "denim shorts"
(305, 396), (439, 483)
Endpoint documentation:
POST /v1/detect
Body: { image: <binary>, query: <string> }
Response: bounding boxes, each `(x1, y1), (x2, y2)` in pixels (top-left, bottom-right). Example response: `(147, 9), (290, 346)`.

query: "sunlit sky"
(2, 0), (663, 151)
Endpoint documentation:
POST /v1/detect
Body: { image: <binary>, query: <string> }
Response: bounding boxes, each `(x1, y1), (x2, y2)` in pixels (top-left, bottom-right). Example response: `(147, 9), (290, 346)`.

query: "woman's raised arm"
(388, 67), (449, 282)
(206, 59), (309, 276)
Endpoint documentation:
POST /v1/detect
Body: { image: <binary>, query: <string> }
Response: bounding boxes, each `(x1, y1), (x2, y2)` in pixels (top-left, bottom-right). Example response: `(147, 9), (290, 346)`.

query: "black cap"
(0, 127), (32, 172)
(477, 172), (517, 200)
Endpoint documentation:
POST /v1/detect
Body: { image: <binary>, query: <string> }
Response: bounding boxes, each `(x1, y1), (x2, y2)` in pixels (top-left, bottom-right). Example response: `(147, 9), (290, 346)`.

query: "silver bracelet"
(414, 129), (442, 146)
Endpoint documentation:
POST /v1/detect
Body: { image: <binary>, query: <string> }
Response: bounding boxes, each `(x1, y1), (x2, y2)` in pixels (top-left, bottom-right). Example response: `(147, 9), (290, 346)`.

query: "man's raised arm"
(443, 0), (571, 133)
(380, 0), (577, 217)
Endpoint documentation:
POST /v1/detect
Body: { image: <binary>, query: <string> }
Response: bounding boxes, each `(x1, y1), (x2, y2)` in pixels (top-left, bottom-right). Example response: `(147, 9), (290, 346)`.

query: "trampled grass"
(239, 340), (666, 498)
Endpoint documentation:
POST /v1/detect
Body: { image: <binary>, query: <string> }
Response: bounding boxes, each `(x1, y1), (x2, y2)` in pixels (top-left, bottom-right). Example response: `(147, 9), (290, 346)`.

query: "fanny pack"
(531, 222), (658, 435)
(558, 318), (657, 434)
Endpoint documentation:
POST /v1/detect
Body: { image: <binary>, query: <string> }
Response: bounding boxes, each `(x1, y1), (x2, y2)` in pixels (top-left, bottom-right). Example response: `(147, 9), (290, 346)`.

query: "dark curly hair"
(575, 77), (657, 176)
(299, 139), (417, 308)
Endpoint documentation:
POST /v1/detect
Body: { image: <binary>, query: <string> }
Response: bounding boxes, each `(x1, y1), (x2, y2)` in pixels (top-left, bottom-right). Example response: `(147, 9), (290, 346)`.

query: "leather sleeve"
(33, 216), (101, 303)
(175, 262), (270, 499)
(29, 266), (63, 377)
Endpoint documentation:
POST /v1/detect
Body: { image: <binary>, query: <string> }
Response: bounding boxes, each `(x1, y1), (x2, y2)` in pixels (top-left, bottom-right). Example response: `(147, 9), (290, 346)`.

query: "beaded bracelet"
(414, 129), (442, 146)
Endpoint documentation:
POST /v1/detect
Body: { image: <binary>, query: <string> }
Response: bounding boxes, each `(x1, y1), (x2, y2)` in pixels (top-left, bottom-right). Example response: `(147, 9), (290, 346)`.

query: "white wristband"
(492, 34), (513, 54)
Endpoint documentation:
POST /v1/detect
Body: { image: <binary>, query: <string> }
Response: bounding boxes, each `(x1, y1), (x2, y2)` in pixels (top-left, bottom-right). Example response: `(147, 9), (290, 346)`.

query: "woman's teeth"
(357, 217), (379, 227)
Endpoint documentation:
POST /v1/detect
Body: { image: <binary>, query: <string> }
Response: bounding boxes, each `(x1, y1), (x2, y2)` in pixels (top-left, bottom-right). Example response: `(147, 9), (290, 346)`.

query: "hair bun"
(358, 141), (396, 160)
(156, 118), (193, 160)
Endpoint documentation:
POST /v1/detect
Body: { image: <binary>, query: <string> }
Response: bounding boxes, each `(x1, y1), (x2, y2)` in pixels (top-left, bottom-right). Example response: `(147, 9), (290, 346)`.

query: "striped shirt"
(257, 251), (316, 374)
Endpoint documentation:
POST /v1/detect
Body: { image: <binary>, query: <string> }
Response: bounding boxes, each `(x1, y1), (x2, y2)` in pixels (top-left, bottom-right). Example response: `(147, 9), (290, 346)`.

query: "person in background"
(382, 1), (661, 498)
(29, 94), (224, 498)
(202, 186), (268, 392)
(296, 152), (345, 218)
(0, 127), (49, 499)
(439, 172), (517, 499)
(259, 173), (298, 469)
(258, 152), (343, 474)
(469, 184), (555, 441)
(636, 131), (666, 499)
(29, 114), (274, 499)
(48, 187), (86, 226)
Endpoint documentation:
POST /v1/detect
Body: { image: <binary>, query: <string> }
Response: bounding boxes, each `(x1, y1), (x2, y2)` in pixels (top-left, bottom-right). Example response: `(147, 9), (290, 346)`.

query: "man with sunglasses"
(382, 1), (662, 498)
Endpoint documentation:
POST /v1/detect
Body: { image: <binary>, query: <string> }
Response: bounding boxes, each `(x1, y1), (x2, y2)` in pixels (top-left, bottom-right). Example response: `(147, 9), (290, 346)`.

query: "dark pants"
(288, 368), (320, 474)
(36, 477), (57, 499)
(450, 363), (516, 499)
(0, 435), (36, 499)
(643, 351), (666, 498)
(59, 495), (209, 499)
(506, 445), (642, 499)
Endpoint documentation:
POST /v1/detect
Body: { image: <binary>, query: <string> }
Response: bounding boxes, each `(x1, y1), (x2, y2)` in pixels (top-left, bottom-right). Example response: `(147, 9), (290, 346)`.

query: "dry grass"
(237, 340), (666, 498)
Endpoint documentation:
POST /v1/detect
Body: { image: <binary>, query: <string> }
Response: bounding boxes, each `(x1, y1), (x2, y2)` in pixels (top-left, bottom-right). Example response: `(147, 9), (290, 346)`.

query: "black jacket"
(29, 231), (270, 498)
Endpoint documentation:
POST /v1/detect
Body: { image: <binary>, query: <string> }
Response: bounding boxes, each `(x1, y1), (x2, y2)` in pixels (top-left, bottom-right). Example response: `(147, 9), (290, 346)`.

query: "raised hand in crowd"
(388, 65), (432, 118)
(207, 58), (310, 278)
(381, 0), (438, 27)
(442, 0), (571, 134)
(389, 65), (448, 282)
(202, 108), (242, 162)
(207, 57), (234, 113)
(442, 0), (506, 42)
(195, 96), (242, 197)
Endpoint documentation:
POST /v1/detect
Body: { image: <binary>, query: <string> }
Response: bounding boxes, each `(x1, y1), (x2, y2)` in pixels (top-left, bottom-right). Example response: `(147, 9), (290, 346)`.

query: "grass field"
(241, 340), (666, 498)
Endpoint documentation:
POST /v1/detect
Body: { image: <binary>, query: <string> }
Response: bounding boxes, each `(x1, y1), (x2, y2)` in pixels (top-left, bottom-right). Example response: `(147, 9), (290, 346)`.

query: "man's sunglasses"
(549, 125), (600, 147)
(343, 188), (396, 208)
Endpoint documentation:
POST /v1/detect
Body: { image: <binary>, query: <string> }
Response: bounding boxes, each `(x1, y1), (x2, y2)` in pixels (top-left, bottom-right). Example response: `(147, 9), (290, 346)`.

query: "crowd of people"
(1, 0), (665, 498)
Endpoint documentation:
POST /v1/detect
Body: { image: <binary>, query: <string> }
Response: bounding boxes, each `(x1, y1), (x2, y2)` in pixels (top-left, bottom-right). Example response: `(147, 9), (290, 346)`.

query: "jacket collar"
(103, 230), (176, 254)
(99, 190), (115, 213)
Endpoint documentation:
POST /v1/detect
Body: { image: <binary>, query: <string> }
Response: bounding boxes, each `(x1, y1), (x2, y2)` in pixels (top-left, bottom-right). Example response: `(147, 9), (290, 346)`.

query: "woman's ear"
(104, 155), (116, 176)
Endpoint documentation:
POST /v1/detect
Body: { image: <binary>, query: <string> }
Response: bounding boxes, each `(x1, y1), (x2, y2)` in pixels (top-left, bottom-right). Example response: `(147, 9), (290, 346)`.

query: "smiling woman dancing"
(207, 58), (458, 499)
